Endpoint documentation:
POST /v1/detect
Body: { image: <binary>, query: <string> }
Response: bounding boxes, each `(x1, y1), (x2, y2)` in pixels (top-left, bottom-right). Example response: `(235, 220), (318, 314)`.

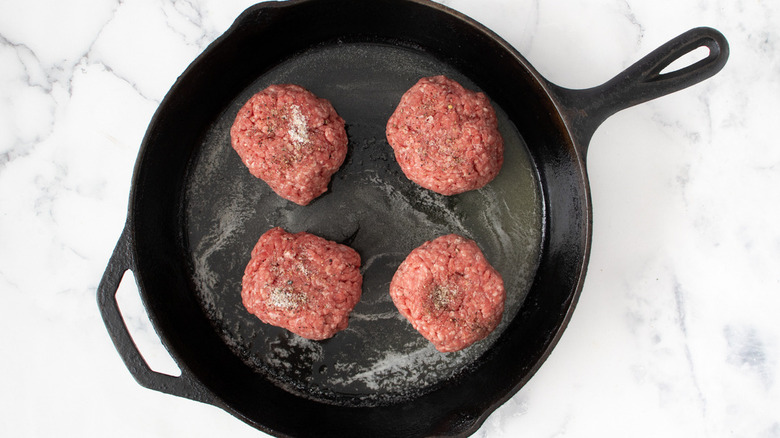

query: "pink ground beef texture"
(241, 227), (362, 340)
(230, 84), (348, 206)
(386, 75), (504, 195)
(389, 234), (505, 352)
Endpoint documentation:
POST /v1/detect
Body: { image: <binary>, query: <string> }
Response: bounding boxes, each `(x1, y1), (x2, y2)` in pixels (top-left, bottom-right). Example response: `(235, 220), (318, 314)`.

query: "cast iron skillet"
(97, 0), (729, 436)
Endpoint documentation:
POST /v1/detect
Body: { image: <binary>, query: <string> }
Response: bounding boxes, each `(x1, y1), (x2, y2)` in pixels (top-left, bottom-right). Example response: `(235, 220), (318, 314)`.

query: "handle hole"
(659, 45), (711, 76)
(116, 271), (182, 377)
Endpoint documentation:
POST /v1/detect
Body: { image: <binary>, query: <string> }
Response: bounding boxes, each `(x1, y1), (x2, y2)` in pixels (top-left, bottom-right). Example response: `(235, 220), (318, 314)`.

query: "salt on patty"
(389, 234), (505, 352)
(230, 84), (348, 206)
(386, 75), (504, 196)
(241, 227), (362, 340)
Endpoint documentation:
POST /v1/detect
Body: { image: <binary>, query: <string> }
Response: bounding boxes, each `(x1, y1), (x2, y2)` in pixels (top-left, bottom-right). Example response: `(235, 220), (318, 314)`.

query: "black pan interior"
(129, 1), (590, 436)
(184, 41), (543, 405)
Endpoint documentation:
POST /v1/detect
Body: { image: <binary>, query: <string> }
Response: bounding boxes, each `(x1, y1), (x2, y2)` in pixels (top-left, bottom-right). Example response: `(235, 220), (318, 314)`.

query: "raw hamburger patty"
(386, 75), (504, 195)
(241, 227), (362, 340)
(389, 234), (505, 352)
(230, 84), (348, 205)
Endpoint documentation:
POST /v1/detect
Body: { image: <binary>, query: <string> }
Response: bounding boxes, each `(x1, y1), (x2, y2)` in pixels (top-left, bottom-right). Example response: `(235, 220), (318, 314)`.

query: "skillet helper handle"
(97, 224), (215, 405)
(552, 27), (729, 153)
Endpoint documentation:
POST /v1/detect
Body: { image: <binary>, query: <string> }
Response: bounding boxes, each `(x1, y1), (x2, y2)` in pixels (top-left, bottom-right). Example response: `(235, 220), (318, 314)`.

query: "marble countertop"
(1, 0), (778, 436)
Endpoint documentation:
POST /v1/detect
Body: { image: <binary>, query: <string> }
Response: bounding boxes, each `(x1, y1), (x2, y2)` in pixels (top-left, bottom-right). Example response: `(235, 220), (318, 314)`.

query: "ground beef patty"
(386, 75), (504, 195)
(241, 227), (362, 340)
(230, 84), (348, 205)
(389, 234), (505, 352)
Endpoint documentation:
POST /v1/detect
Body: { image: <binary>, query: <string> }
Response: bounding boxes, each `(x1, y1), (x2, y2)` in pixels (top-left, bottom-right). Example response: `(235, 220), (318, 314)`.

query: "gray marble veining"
(1, 0), (778, 436)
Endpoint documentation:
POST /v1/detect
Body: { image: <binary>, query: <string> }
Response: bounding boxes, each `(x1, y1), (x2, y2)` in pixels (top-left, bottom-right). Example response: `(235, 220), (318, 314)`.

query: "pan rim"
(123, 0), (592, 436)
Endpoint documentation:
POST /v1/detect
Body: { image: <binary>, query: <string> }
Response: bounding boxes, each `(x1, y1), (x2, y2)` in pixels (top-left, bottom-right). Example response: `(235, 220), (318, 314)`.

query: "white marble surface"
(1, 0), (778, 436)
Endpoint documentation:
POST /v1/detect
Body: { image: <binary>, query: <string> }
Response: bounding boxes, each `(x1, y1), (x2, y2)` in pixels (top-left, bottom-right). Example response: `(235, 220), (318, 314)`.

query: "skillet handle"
(97, 224), (215, 405)
(550, 27), (729, 154)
